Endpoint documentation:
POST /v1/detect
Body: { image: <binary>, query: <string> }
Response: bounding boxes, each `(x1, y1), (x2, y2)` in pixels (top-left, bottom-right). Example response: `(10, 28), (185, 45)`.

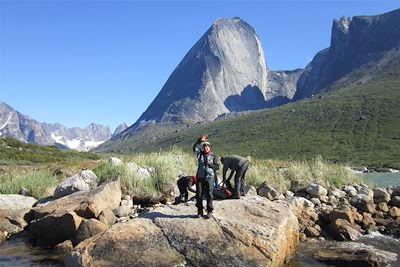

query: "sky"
(1, 0), (399, 132)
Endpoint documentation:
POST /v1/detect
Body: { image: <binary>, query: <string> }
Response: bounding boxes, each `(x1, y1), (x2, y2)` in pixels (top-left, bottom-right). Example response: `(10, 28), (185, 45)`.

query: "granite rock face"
(294, 9), (400, 100)
(135, 17), (269, 125)
(65, 196), (299, 267)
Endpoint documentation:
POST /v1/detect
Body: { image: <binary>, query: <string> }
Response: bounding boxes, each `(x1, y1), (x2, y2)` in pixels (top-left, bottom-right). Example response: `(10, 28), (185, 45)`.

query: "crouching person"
(174, 175), (197, 204)
(196, 142), (219, 219)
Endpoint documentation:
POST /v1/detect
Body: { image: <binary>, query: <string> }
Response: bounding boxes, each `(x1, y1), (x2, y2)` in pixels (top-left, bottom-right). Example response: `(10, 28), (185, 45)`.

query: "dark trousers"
(196, 177), (214, 213)
(178, 182), (189, 202)
(234, 161), (249, 196)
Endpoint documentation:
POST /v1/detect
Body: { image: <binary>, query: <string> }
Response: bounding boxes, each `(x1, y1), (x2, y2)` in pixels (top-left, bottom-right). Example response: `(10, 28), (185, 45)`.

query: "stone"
(0, 231), (6, 243)
(285, 191), (295, 198)
(306, 183), (328, 197)
(361, 213), (376, 230)
(98, 208), (117, 227)
(328, 207), (355, 225)
(343, 186), (357, 197)
(75, 219), (108, 244)
(319, 195), (329, 203)
(390, 196), (400, 207)
(0, 194), (37, 235)
(329, 188), (346, 199)
(350, 194), (375, 213)
(314, 242), (398, 267)
(327, 196), (338, 206)
(372, 188), (391, 204)
(244, 185), (257, 196)
(283, 196), (315, 216)
(29, 179), (121, 246)
(377, 202), (389, 213)
(53, 170), (98, 199)
(310, 198), (321, 206)
(126, 163), (151, 180)
(55, 240), (74, 254)
(305, 226), (320, 238)
(389, 207), (400, 218)
(257, 184), (280, 201)
(113, 205), (132, 218)
(18, 187), (31, 196)
(356, 186), (373, 200)
(65, 196), (299, 267)
(109, 157), (122, 166)
(328, 219), (362, 241)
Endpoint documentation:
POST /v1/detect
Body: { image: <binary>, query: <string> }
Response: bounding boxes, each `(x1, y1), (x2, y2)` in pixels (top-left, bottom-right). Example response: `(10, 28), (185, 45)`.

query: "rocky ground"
(0, 160), (399, 266)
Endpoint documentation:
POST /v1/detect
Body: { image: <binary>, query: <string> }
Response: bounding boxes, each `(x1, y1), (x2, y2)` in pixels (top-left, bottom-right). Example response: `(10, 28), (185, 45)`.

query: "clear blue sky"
(1, 0), (399, 132)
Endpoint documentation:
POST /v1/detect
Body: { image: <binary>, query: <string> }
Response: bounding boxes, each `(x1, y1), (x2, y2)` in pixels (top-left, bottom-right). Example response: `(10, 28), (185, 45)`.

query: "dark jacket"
(221, 155), (249, 180)
(196, 152), (219, 179)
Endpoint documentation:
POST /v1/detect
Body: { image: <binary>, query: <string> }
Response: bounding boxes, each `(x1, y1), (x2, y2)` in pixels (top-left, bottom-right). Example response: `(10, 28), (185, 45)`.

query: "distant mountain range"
(0, 101), (127, 151)
(97, 8), (400, 163)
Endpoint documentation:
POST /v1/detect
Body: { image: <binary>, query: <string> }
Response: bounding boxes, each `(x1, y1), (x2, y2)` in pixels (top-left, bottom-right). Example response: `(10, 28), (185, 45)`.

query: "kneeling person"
(175, 175), (197, 204)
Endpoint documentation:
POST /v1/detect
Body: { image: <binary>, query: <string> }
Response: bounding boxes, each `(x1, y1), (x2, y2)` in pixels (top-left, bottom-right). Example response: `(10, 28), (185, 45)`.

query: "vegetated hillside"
(0, 137), (100, 165)
(109, 73), (400, 169)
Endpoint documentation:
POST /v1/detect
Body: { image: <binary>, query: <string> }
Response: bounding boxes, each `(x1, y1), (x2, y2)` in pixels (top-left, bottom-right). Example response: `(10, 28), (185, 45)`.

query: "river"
(361, 172), (400, 188)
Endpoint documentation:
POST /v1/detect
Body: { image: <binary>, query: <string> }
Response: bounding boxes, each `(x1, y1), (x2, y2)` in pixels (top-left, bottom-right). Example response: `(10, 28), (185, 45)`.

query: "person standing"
(196, 142), (219, 219)
(192, 134), (209, 159)
(221, 155), (250, 199)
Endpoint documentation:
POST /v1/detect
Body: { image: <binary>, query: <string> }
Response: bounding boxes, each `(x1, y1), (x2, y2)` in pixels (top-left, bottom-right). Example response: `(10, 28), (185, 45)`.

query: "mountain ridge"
(0, 101), (111, 151)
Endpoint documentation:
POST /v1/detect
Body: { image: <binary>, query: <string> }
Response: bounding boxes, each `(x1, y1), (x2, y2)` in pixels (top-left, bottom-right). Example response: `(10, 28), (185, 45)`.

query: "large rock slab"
(29, 179), (121, 246)
(0, 194), (37, 234)
(65, 196), (299, 267)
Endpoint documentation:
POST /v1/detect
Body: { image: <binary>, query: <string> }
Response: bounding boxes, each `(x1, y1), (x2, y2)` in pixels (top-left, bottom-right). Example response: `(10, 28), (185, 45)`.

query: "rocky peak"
(134, 17), (269, 125)
(112, 122), (129, 137)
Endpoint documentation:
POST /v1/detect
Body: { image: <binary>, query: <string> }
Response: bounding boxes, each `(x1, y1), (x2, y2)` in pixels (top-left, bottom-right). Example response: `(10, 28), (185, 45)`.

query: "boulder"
(29, 179), (121, 246)
(65, 196), (299, 267)
(343, 186), (357, 197)
(328, 207), (355, 225)
(257, 184), (280, 200)
(329, 188), (346, 199)
(376, 202), (389, 213)
(0, 194), (37, 235)
(98, 208), (117, 226)
(389, 207), (400, 218)
(372, 188), (391, 204)
(328, 219), (362, 241)
(126, 163), (151, 180)
(314, 242), (398, 267)
(306, 183), (328, 197)
(109, 157), (122, 166)
(350, 194), (375, 213)
(53, 170), (98, 199)
(283, 196), (315, 216)
(390, 196), (400, 208)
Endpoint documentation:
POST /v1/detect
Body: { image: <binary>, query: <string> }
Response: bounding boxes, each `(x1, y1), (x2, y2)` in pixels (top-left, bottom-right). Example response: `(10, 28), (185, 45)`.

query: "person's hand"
(207, 160), (212, 166)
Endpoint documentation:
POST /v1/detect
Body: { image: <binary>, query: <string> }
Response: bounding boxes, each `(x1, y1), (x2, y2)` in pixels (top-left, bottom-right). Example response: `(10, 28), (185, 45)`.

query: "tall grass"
(246, 156), (365, 193)
(0, 170), (58, 199)
(94, 148), (198, 195)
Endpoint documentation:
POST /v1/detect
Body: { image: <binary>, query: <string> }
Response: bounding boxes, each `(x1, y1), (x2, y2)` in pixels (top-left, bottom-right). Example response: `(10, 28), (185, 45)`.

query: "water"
(361, 172), (400, 187)
(286, 233), (400, 267)
(0, 233), (63, 267)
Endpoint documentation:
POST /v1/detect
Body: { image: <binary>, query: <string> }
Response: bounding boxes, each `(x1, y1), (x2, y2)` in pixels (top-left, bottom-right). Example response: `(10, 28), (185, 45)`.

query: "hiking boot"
(204, 211), (214, 219)
(197, 209), (204, 218)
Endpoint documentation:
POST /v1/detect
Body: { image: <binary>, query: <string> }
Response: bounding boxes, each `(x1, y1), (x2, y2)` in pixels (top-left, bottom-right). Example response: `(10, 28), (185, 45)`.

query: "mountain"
(0, 101), (111, 151)
(135, 17), (270, 125)
(96, 73), (400, 169)
(294, 9), (400, 100)
(112, 123), (129, 137)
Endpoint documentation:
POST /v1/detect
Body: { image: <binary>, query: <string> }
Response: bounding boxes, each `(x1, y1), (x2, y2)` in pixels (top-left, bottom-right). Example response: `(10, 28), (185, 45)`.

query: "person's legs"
(239, 161), (249, 195)
(195, 179), (205, 216)
(205, 176), (214, 213)
(233, 170), (242, 198)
